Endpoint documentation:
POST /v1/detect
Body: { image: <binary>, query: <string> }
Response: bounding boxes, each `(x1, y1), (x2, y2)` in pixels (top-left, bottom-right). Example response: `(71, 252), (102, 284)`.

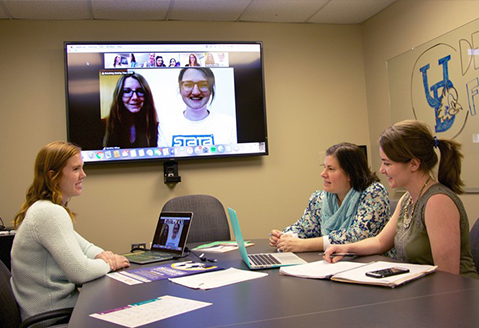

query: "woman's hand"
(269, 229), (282, 247)
(323, 245), (349, 263)
(96, 251), (130, 271)
(276, 234), (303, 252)
(111, 254), (130, 271)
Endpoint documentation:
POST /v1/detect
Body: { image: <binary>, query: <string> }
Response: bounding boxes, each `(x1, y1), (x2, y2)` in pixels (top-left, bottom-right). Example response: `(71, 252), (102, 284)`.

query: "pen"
(329, 253), (357, 258)
(175, 261), (193, 267)
(268, 231), (297, 237)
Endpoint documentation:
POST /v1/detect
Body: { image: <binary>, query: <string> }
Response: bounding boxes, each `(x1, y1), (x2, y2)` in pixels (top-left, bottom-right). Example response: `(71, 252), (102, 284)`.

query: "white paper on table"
(279, 260), (367, 279)
(89, 295), (211, 328)
(169, 267), (267, 290)
(107, 272), (144, 285)
(331, 261), (437, 287)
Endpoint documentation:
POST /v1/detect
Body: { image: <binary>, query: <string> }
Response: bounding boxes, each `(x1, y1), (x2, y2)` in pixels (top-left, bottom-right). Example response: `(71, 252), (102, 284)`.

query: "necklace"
(403, 176), (431, 229)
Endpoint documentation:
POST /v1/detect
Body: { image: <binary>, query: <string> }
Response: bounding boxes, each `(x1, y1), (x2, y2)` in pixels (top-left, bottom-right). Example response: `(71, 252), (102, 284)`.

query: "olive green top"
(395, 183), (478, 279)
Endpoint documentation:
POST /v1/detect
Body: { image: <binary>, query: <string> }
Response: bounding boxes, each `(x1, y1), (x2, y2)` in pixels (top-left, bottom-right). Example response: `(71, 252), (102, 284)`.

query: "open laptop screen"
(151, 212), (192, 253)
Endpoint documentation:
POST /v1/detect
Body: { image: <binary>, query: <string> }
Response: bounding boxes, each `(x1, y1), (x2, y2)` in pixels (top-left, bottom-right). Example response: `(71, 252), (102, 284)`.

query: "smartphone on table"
(365, 267), (410, 278)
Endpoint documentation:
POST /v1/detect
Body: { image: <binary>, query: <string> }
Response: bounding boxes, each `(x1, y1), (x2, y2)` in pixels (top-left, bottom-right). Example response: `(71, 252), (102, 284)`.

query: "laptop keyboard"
(248, 253), (281, 266)
(127, 251), (173, 260)
(142, 251), (173, 259)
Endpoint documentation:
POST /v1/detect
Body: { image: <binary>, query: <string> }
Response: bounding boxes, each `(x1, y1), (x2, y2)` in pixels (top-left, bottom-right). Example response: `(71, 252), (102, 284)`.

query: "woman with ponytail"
(324, 120), (478, 278)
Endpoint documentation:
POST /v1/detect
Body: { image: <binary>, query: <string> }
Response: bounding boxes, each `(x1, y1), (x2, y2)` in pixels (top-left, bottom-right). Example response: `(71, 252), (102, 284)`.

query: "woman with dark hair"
(324, 120), (478, 278)
(186, 53), (200, 67)
(11, 141), (129, 324)
(113, 55), (122, 67)
(270, 142), (390, 253)
(156, 56), (166, 67)
(103, 73), (159, 148)
(159, 224), (169, 246)
(129, 53), (138, 67)
(169, 58), (177, 67)
(158, 67), (236, 147)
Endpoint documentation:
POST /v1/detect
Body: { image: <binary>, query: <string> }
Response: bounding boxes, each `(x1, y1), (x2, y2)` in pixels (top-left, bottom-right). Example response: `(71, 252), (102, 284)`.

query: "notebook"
(123, 211), (193, 264)
(227, 207), (306, 270)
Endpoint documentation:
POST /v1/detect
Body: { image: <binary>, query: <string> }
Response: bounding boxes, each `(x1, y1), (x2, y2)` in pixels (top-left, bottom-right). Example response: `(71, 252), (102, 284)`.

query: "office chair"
(0, 260), (73, 328)
(470, 217), (479, 272)
(162, 194), (231, 243)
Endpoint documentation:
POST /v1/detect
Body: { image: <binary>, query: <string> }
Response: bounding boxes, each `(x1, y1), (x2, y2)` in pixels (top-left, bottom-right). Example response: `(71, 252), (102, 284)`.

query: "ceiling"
(0, 0), (396, 25)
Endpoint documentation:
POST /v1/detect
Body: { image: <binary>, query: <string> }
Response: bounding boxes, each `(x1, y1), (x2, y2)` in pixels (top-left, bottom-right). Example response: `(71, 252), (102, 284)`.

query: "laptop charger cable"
(185, 247), (217, 263)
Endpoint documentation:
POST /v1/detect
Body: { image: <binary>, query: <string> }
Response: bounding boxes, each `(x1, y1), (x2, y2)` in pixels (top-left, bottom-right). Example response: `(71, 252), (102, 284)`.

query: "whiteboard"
(387, 18), (479, 192)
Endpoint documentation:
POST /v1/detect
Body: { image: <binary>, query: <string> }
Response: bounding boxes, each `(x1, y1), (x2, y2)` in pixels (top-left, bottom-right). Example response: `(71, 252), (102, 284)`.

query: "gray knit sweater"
(11, 200), (110, 321)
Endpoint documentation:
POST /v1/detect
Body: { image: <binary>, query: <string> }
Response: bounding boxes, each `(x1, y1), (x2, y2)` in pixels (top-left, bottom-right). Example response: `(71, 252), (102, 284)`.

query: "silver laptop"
(123, 211), (193, 264)
(227, 207), (306, 270)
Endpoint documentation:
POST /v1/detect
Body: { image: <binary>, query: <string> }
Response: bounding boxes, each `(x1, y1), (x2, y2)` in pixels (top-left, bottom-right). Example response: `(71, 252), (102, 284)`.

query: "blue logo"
(172, 135), (214, 147)
(420, 55), (462, 133)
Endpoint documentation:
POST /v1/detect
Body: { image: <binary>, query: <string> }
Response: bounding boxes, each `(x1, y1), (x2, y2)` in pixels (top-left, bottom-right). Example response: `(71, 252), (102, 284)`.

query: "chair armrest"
(19, 307), (74, 328)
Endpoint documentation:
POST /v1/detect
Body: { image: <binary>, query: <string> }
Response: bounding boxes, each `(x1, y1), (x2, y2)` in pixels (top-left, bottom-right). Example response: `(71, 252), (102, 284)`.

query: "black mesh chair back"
(0, 260), (21, 328)
(0, 259), (73, 328)
(162, 194), (231, 243)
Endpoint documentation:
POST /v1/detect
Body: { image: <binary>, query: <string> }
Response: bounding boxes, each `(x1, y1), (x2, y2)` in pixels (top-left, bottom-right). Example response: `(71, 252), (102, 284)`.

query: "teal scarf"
(320, 188), (362, 236)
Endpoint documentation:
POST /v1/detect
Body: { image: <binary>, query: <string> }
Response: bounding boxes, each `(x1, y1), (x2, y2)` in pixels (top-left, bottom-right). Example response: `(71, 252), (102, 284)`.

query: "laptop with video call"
(123, 211), (193, 264)
(227, 207), (306, 270)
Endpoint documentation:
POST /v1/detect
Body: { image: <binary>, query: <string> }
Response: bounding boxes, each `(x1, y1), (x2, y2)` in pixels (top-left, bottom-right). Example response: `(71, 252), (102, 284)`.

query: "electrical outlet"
(131, 243), (147, 250)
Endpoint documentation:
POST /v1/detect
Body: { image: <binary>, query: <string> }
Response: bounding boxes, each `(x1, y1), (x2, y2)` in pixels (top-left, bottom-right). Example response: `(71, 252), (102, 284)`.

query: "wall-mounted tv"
(64, 41), (268, 164)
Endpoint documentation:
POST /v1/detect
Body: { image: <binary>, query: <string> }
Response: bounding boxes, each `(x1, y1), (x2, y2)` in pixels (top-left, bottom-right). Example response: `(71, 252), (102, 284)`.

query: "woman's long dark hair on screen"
(104, 73), (158, 148)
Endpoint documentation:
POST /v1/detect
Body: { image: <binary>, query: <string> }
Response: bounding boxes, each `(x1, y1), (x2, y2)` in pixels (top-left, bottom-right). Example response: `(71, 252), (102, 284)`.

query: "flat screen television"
(64, 41), (268, 164)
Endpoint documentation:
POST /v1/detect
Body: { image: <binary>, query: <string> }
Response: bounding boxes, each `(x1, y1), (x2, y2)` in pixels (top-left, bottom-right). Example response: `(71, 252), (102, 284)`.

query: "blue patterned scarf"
(320, 188), (362, 236)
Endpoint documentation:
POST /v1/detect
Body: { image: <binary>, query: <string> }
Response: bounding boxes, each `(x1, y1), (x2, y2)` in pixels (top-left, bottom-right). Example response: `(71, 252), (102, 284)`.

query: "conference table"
(69, 240), (479, 327)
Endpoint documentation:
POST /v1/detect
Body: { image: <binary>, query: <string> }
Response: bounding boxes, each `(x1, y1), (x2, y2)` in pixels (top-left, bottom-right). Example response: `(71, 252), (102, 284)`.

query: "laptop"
(123, 211), (193, 264)
(227, 207), (307, 270)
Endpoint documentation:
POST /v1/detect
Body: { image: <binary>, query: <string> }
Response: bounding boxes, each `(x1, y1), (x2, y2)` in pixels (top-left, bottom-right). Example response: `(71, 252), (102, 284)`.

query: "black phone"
(365, 267), (410, 278)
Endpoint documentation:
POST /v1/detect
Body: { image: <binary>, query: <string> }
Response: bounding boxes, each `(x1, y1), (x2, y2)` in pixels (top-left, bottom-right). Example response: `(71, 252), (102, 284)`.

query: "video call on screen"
(65, 42), (268, 163)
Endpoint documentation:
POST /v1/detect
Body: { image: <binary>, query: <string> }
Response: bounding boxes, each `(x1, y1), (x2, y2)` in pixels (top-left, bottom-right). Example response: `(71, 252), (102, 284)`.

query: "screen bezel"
(151, 211), (193, 254)
(64, 41), (268, 165)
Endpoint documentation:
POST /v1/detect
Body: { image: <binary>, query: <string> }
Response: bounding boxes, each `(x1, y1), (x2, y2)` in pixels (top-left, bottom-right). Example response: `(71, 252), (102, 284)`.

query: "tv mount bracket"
(164, 161), (181, 184)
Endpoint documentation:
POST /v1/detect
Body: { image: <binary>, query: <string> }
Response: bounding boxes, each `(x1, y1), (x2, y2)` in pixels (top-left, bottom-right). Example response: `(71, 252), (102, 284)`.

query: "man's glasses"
(180, 81), (210, 92)
(122, 88), (145, 98)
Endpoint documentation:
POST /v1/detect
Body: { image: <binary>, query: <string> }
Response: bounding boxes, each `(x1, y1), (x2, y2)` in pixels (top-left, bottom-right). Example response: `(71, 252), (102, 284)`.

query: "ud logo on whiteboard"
(411, 43), (468, 139)
(387, 19), (479, 190)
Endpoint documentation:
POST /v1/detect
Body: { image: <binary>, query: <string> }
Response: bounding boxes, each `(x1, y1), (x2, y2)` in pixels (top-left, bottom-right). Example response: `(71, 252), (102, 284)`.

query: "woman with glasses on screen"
(158, 67), (237, 147)
(103, 72), (159, 148)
